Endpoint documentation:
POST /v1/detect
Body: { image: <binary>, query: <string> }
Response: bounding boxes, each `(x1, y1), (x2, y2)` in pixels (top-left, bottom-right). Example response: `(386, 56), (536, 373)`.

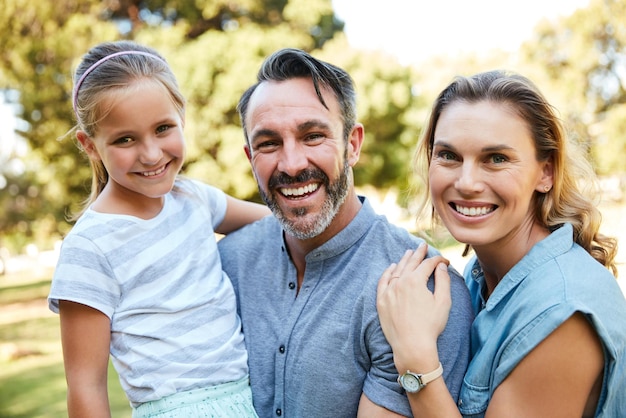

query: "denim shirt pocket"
(457, 378), (489, 418)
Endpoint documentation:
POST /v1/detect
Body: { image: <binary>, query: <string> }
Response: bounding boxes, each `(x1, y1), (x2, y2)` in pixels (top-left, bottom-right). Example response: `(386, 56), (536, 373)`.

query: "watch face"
(400, 373), (423, 393)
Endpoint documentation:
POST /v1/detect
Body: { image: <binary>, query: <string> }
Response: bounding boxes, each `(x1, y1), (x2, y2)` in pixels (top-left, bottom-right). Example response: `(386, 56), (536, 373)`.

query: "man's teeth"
(455, 204), (494, 216)
(142, 165), (166, 177)
(281, 183), (319, 197)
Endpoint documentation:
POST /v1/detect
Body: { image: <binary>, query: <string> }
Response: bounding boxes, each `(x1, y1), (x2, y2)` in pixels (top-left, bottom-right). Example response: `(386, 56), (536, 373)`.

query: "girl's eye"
(156, 125), (171, 134)
(114, 136), (133, 145)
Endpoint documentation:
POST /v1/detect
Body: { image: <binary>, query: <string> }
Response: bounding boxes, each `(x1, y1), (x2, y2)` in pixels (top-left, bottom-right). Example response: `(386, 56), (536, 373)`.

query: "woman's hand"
(376, 243), (452, 371)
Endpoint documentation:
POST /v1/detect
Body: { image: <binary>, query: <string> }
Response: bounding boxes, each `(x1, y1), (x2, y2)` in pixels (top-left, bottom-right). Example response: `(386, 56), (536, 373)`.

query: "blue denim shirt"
(458, 223), (626, 417)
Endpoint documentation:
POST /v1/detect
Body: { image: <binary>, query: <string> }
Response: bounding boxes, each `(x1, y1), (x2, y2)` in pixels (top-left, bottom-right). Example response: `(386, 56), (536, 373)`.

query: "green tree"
(0, 0), (358, 250)
(0, 0), (117, 249)
(318, 39), (424, 203)
(520, 0), (626, 175)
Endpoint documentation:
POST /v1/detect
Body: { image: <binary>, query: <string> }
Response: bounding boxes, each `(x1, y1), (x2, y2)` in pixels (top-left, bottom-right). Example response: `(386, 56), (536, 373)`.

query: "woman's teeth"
(455, 204), (494, 216)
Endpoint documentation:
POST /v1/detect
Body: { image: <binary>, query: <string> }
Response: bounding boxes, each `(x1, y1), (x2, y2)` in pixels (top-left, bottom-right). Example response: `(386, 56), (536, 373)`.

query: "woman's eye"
(490, 154), (507, 163)
(436, 150), (457, 160)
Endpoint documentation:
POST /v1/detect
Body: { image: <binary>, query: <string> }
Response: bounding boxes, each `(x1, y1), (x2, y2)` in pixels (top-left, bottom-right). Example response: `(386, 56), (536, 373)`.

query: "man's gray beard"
(259, 160), (350, 240)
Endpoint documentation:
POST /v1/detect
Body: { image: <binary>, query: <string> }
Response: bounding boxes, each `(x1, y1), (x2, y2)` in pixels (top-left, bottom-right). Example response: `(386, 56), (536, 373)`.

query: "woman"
(377, 70), (626, 417)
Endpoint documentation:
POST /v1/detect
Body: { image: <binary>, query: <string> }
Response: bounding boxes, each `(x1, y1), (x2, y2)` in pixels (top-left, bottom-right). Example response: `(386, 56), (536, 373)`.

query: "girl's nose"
(139, 138), (163, 165)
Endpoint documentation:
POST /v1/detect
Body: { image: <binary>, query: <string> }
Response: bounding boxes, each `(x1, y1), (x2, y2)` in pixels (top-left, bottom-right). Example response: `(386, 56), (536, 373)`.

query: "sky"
(331, 0), (591, 65)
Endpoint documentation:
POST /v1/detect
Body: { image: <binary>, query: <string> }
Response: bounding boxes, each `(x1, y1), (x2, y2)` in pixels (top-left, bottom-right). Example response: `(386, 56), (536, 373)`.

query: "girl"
(48, 41), (269, 417)
(377, 70), (626, 417)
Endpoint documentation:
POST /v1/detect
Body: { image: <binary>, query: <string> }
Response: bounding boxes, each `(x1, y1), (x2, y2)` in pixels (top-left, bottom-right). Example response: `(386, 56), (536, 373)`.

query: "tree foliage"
(0, 0), (421, 251)
(520, 0), (626, 174)
(2, 0), (625, 253)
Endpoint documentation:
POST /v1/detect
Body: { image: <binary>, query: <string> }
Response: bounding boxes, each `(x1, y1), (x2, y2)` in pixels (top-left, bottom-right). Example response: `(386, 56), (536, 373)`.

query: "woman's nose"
(454, 163), (484, 194)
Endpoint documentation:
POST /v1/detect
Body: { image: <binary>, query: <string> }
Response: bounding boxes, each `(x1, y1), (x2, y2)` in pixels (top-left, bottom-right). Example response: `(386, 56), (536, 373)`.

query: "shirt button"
(472, 268), (480, 276)
(279, 345), (285, 354)
(458, 399), (463, 406)
(276, 408), (282, 416)
(288, 282), (295, 290)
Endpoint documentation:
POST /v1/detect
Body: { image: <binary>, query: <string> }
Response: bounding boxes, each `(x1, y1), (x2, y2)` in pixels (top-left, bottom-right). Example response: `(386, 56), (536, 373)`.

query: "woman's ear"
(76, 131), (101, 161)
(536, 157), (554, 193)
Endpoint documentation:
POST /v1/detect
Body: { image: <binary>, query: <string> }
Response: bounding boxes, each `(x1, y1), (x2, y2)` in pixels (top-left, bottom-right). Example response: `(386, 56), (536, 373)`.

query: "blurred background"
(0, 0), (624, 416)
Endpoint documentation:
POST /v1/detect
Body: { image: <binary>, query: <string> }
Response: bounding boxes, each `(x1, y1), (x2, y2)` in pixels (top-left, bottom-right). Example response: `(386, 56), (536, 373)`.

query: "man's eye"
(304, 133), (330, 145)
(255, 141), (278, 151)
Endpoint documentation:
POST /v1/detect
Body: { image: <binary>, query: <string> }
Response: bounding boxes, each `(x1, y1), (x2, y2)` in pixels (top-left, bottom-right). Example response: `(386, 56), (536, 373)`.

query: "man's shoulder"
(365, 215), (430, 250)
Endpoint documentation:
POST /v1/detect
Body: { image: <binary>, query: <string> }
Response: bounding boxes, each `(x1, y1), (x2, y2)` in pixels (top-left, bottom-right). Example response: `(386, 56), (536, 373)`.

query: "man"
(218, 48), (473, 417)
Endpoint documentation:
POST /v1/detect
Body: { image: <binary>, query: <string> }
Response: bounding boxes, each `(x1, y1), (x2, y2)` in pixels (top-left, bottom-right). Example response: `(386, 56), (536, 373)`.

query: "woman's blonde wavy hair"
(415, 70), (618, 276)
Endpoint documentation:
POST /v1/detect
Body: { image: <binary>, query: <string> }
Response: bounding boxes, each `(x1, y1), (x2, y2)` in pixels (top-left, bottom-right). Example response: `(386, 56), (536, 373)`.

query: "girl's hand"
(376, 243), (452, 371)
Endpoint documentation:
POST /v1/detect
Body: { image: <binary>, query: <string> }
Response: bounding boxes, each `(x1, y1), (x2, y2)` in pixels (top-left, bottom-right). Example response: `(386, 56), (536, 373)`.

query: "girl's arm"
(59, 300), (112, 418)
(376, 244), (461, 418)
(215, 195), (271, 235)
(487, 312), (603, 418)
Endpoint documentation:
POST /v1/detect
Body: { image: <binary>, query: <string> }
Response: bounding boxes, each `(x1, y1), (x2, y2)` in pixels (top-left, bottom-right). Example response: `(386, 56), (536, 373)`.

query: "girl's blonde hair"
(70, 40), (185, 220)
(415, 70), (618, 276)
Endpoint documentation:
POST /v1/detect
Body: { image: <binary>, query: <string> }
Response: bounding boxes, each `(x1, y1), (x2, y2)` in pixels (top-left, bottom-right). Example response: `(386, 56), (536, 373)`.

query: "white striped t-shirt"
(48, 178), (248, 406)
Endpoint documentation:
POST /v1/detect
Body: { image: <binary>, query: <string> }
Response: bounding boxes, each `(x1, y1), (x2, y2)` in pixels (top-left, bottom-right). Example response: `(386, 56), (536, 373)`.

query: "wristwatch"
(397, 362), (443, 393)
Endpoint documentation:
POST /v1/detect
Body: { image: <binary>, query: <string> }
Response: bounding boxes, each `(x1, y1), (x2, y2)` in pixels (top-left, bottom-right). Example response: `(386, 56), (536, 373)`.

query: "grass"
(0, 199), (623, 417)
(0, 279), (51, 305)
(0, 268), (131, 417)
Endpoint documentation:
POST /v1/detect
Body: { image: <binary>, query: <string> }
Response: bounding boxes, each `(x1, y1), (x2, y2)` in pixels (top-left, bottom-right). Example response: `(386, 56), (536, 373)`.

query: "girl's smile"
(78, 79), (185, 217)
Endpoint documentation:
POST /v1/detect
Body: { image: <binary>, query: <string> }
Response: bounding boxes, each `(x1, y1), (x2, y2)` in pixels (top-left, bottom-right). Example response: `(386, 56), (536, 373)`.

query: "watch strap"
(397, 362), (444, 392)
(416, 362), (443, 385)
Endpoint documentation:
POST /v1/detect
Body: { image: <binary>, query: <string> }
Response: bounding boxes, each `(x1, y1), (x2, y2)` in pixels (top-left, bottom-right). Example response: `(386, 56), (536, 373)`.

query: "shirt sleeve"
(48, 233), (121, 318)
(362, 264), (473, 414)
(361, 290), (415, 416)
(182, 178), (227, 229)
(436, 266), (474, 401)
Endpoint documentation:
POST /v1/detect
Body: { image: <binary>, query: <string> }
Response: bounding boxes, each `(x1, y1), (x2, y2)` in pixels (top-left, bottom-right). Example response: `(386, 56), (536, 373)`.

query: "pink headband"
(72, 50), (166, 116)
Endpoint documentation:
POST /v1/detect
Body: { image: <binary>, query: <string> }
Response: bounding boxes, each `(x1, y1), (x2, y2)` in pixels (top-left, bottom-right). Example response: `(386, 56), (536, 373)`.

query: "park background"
(1, 0), (625, 416)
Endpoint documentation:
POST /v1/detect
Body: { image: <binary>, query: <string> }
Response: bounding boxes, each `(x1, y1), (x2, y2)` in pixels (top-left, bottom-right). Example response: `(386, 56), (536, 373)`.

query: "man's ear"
(347, 123), (364, 167)
(243, 144), (261, 183)
(76, 130), (101, 161)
